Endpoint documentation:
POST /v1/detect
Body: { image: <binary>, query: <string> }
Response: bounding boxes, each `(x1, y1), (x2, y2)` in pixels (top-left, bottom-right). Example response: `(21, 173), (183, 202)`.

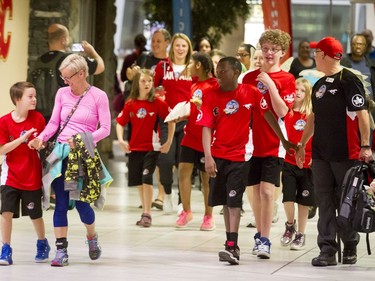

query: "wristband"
(297, 142), (305, 147)
(360, 145), (371, 149)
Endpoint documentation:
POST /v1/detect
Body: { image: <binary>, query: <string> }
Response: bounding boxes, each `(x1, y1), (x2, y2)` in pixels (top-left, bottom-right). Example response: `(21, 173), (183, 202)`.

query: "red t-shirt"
(153, 59), (193, 108)
(284, 110), (312, 168)
(116, 98), (170, 151)
(242, 69), (295, 158)
(198, 84), (267, 161)
(0, 110), (45, 190)
(181, 77), (218, 152)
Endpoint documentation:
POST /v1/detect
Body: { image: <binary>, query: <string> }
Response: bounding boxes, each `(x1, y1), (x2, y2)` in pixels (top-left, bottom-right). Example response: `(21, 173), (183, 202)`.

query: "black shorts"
(248, 156), (283, 187)
(0, 185), (43, 219)
(209, 158), (250, 208)
(128, 151), (159, 186)
(179, 145), (205, 172)
(281, 162), (315, 206)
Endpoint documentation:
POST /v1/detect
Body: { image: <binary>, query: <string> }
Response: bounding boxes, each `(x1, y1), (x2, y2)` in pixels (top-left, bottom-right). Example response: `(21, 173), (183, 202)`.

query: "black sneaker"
(311, 253), (337, 266)
(218, 242), (240, 265)
(342, 248), (357, 264)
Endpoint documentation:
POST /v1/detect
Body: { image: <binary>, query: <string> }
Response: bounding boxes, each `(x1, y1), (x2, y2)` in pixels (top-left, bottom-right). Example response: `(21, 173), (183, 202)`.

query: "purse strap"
(54, 85), (91, 139)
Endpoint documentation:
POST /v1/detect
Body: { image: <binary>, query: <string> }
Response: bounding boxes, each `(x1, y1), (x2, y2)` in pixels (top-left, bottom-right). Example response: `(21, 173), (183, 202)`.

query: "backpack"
(337, 161), (375, 254)
(28, 52), (66, 119)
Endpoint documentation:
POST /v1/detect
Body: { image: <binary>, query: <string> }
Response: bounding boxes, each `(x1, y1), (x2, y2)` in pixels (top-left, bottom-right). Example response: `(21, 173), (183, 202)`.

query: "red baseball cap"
(309, 37), (343, 60)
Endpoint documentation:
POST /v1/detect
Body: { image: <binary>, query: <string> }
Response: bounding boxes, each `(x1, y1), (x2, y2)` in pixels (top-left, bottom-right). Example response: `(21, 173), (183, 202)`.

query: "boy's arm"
(0, 128), (36, 155)
(160, 121), (176, 154)
(258, 72), (289, 117)
(202, 126), (216, 178)
(264, 111), (297, 154)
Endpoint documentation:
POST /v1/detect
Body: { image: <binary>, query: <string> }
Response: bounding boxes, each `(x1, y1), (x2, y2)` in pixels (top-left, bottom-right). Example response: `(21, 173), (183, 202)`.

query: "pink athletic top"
(38, 86), (111, 145)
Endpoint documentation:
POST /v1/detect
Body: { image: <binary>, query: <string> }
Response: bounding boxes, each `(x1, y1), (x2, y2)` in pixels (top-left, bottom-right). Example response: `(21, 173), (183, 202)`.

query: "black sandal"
(151, 199), (164, 210)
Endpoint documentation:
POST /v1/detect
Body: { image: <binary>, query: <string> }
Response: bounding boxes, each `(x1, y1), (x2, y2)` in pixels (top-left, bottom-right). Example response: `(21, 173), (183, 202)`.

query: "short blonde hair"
(59, 53), (89, 78)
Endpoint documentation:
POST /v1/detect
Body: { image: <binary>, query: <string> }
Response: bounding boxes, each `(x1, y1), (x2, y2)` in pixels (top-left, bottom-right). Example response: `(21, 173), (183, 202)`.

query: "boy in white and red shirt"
(242, 29), (295, 259)
(0, 81), (50, 265)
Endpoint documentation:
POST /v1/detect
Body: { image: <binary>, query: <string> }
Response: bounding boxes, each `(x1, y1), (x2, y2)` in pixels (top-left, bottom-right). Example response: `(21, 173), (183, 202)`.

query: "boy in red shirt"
(199, 57), (295, 265)
(0, 82), (50, 265)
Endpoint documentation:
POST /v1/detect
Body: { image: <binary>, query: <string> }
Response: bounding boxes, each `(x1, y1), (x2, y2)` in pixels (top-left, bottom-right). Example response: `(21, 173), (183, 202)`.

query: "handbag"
(42, 86), (91, 164)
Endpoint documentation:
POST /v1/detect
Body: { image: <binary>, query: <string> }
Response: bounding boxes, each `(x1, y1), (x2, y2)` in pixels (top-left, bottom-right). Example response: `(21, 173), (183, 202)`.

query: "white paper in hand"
(164, 101), (191, 122)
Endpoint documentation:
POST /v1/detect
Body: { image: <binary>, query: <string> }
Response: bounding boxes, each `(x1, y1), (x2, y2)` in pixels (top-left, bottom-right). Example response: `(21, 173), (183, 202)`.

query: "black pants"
(312, 159), (360, 255)
(157, 120), (186, 194)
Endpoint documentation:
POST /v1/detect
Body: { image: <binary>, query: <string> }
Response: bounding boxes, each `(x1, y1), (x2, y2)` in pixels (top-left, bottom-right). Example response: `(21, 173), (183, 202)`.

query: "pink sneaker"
(175, 210), (193, 228)
(200, 215), (215, 231)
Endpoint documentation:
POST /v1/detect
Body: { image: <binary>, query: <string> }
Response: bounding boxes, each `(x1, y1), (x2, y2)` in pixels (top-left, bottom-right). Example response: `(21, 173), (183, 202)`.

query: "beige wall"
(0, 0), (30, 116)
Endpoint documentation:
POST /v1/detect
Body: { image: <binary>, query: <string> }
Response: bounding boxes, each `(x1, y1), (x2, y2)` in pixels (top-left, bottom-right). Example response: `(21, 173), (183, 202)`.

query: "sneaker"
(50, 249), (69, 267)
(246, 215), (256, 228)
(280, 220), (296, 246)
(308, 206), (317, 219)
(252, 232), (261, 255)
(163, 194), (173, 214)
(86, 233), (102, 260)
(218, 241), (240, 265)
(0, 243), (13, 266)
(136, 213), (152, 227)
(257, 237), (271, 259)
(35, 239), (51, 263)
(290, 232), (305, 250)
(177, 203), (183, 216)
(200, 215), (215, 231)
(272, 201), (279, 223)
(175, 210), (193, 228)
(342, 247), (357, 264)
(311, 252), (337, 266)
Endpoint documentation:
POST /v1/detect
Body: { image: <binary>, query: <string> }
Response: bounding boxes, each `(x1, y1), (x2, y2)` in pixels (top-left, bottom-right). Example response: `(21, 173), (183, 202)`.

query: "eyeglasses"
(236, 53), (250, 58)
(313, 50), (323, 56)
(60, 71), (80, 82)
(352, 42), (366, 47)
(261, 47), (282, 54)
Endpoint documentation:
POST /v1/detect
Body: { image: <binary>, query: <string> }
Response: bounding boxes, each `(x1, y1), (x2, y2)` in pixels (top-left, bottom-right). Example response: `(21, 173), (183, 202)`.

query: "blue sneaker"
(252, 232), (261, 255)
(35, 239), (51, 263)
(257, 237), (271, 259)
(0, 243), (13, 265)
(50, 249), (69, 267)
(86, 233), (102, 260)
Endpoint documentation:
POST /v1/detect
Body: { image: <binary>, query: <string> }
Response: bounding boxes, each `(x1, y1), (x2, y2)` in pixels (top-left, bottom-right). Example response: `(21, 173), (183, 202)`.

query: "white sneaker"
(163, 194), (174, 214)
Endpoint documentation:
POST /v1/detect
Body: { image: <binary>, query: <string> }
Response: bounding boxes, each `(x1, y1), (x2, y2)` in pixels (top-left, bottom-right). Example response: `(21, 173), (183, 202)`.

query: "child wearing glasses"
(242, 29), (296, 259)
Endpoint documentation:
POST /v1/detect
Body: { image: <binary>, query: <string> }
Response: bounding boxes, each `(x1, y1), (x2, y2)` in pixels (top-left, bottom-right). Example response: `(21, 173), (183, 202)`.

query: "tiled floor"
(2, 141), (375, 280)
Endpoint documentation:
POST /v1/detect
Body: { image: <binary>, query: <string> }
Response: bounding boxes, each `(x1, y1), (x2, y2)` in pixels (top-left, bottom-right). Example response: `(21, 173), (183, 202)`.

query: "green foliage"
(143, 0), (251, 48)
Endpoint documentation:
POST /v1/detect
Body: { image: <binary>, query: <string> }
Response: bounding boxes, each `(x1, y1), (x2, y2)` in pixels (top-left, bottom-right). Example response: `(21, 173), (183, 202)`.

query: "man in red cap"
(296, 37), (373, 266)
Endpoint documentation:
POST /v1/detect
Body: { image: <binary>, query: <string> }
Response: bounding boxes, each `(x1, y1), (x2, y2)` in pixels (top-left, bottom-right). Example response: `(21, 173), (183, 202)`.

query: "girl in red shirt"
(281, 78), (314, 250)
(116, 69), (175, 227)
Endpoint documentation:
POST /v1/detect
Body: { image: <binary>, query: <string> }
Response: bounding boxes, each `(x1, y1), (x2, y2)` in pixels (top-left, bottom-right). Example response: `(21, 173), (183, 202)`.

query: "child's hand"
(118, 140), (130, 153)
(22, 128), (37, 143)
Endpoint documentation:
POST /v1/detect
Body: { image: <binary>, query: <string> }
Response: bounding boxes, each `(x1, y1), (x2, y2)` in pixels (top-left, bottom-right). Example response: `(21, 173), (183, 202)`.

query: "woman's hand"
(28, 137), (44, 150)
(67, 138), (76, 150)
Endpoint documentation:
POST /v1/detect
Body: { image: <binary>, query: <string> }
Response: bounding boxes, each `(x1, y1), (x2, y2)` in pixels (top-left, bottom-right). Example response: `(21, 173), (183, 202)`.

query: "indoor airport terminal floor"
(1, 141), (375, 281)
